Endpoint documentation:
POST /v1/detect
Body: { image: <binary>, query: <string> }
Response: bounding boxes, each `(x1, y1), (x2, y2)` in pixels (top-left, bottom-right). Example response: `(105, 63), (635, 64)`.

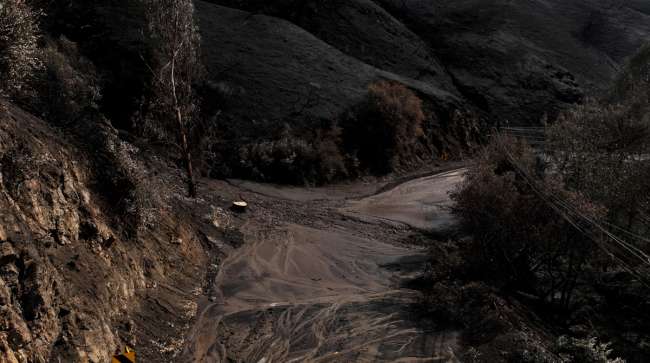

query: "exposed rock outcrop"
(0, 102), (224, 362)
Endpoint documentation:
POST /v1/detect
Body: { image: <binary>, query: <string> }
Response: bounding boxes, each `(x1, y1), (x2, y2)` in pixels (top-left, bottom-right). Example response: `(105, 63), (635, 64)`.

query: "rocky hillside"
(1, 0), (649, 361)
(0, 101), (236, 362)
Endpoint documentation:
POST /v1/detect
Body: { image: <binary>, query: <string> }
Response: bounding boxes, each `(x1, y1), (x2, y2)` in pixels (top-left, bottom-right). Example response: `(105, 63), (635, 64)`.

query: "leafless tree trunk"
(169, 10), (197, 198)
(143, 0), (200, 197)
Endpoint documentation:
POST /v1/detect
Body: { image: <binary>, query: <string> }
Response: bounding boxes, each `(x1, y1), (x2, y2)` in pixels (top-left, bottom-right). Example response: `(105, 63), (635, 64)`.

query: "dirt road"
(182, 168), (466, 362)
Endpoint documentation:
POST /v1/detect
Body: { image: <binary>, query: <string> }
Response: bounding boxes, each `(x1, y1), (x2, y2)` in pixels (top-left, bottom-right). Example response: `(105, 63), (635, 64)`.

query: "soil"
(181, 166), (467, 362)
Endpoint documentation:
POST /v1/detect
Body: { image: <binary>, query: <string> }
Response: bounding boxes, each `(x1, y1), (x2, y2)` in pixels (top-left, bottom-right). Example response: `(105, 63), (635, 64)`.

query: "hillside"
(0, 102), (229, 362)
(202, 0), (650, 125)
(196, 1), (461, 132)
(1, 0), (650, 362)
(20, 0), (650, 181)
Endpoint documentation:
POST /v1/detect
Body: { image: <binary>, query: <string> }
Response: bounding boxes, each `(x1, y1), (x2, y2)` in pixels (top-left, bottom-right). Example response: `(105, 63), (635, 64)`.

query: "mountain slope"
(378, 0), (650, 123)
(201, 0), (650, 125)
(197, 1), (462, 130)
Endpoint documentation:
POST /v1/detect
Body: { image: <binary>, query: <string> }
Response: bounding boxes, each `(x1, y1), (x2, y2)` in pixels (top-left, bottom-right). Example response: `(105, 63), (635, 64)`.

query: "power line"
(493, 134), (650, 285)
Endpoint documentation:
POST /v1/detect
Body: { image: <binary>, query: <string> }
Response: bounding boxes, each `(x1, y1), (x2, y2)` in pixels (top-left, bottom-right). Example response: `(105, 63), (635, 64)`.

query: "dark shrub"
(343, 80), (426, 174)
(555, 336), (624, 363)
(547, 47), (650, 231)
(450, 135), (605, 305)
(236, 124), (347, 184)
(38, 36), (102, 124)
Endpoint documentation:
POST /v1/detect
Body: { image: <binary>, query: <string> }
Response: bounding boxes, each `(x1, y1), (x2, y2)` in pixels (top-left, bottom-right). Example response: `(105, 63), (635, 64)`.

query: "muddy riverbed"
(181, 168), (466, 362)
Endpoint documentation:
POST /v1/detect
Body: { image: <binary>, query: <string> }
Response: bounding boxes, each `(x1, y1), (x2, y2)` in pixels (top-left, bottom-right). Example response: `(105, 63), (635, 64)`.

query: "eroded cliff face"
(0, 104), (115, 362)
(0, 102), (226, 362)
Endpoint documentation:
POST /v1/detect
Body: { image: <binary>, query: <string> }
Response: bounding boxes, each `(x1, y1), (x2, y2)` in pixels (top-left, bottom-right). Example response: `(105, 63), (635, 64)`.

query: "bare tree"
(142, 0), (200, 197)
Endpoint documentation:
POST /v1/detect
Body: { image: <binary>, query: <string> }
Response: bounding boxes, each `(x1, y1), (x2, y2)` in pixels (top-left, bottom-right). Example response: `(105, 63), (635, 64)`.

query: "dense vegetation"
(0, 0), (41, 99)
(437, 45), (650, 362)
(205, 80), (441, 184)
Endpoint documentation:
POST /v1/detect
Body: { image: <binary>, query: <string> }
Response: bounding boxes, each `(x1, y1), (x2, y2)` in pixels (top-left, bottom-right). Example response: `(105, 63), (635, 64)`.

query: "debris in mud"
(222, 229), (244, 248)
(230, 201), (248, 213)
(206, 206), (234, 229)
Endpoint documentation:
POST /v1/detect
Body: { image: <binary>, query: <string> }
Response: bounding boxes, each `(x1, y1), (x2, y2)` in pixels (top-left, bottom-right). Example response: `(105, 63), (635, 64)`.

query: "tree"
(547, 45), (650, 232)
(343, 80), (425, 173)
(0, 0), (41, 98)
(141, 0), (200, 197)
(450, 135), (605, 308)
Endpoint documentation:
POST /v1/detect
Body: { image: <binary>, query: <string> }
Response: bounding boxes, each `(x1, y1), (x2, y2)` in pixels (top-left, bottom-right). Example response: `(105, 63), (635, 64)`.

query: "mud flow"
(182, 170), (465, 362)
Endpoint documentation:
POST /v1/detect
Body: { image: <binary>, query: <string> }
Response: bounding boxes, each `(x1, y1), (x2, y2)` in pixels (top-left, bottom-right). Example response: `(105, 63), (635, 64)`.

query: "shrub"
(555, 337), (624, 363)
(547, 68), (650, 231)
(344, 80), (425, 173)
(96, 122), (161, 236)
(0, 0), (42, 98)
(450, 135), (605, 305)
(237, 124), (347, 184)
(38, 36), (102, 124)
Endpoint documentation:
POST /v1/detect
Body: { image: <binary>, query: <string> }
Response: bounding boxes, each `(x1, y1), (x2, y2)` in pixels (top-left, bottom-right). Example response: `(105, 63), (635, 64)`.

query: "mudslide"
(182, 169), (466, 362)
(343, 169), (464, 230)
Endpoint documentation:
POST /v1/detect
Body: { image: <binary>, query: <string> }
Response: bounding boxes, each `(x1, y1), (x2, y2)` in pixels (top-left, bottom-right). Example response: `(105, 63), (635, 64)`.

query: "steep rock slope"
(0, 102), (225, 362)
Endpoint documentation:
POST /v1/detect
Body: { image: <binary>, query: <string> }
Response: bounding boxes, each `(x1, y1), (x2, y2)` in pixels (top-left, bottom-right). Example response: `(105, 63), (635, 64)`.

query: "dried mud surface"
(182, 168), (466, 362)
